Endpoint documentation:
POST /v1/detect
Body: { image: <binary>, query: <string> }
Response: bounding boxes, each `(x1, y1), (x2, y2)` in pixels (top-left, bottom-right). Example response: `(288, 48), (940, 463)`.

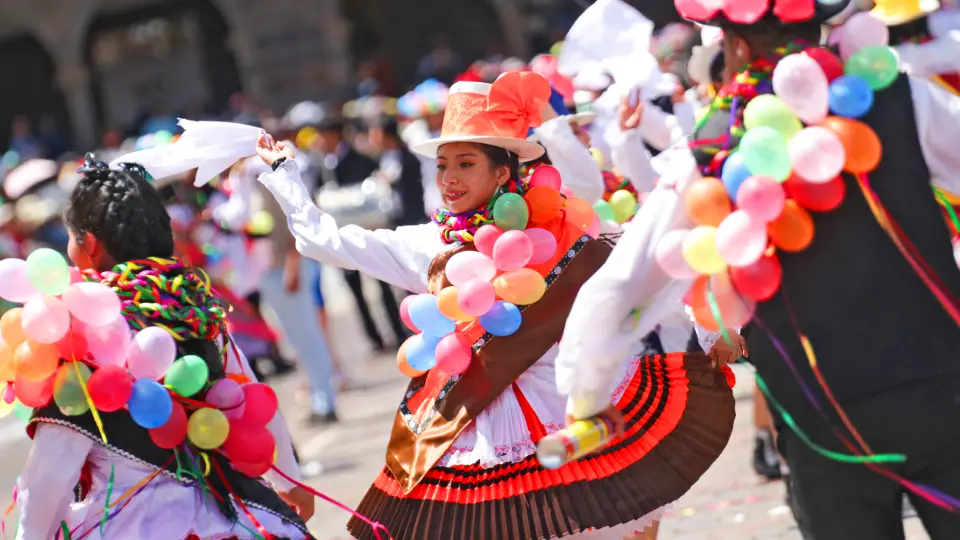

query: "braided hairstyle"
(65, 153), (174, 263)
(65, 154), (221, 375)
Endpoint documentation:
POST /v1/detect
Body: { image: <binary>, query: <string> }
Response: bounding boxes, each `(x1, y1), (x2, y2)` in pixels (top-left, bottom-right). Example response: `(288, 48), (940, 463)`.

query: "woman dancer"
(254, 72), (734, 540)
(16, 156), (312, 539)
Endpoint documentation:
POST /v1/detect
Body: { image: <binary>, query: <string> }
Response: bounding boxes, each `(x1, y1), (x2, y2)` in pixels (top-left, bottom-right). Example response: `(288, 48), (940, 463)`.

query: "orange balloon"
(0, 309), (26, 347)
(437, 287), (474, 322)
(14, 340), (60, 382)
(396, 339), (426, 378)
(822, 116), (881, 174)
(0, 340), (15, 382)
(685, 177), (732, 226)
(564, 197), (596, 231)
(524, 186), (565, 225)
(768, 200), (814, 252)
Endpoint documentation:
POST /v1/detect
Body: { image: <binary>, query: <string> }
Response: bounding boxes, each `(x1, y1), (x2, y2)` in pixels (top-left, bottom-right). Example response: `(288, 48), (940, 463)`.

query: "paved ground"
(0, 270), (935, 539)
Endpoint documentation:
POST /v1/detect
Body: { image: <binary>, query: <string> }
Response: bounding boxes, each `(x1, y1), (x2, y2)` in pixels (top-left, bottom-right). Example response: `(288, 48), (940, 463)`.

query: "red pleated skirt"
(347, 353), (736, 540)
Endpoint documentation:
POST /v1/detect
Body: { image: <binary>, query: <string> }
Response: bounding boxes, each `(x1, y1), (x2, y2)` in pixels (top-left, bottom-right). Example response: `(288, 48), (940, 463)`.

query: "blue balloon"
(408, 294), (456, 337)
(479, 302), (523, 337)
(128, 379), (173, 429)
(829, 75), (874, 118)
(721, 152), (753, 203)
(407, 334), (442, 370)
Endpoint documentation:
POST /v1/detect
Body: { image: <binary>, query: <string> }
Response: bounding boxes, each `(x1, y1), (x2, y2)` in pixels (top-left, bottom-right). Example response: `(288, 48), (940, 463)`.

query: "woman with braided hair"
(15, 155), (314, 539)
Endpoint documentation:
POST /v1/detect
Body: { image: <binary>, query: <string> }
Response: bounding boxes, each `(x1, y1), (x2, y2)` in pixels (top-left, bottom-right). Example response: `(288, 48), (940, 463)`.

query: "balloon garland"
(402, 165), (599, 376)
(0, 253), (279, 479)
(658, 13), (903, 332)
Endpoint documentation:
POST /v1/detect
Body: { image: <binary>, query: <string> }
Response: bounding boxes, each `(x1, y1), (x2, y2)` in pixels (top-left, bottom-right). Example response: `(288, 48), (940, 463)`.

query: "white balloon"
(772, 54), (829, 125)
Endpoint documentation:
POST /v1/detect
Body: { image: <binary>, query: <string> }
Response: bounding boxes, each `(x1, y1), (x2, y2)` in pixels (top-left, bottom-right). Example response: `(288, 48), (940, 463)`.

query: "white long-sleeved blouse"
(556, 76), (960, 419)
(16, 336), (303, 539)
(532, 117), (605, 204)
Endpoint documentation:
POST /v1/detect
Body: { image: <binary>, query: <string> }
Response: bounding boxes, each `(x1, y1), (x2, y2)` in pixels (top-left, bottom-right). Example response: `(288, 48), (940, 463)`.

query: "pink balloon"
(21, 296), (70, 344)
(435, 333), (472, 376)
(655, 229), (698, 279)
(524, 228), (558, 265)
(457, 279), (496, 316)
(529, 165), (562, 191)
(62, 282), (122, 327)
(492, 231), (534, 271)
(399, 295), (420, 332)
(715, 210), (769, 268)
(725, 0), (770, 24)
(80, 317), (131, 367)
(68, 267), (85, 284)
(584, 213), (601, 239)
(473, 225), (503, 258)
(709, 271), (756, 328)
(736, 176), (786, 222)
(0, 259), (39, 303)
(445, 251), (497, 287)
(559, 185), (574, 198)
(772, 53), (828, 125)
(839, 12), (889, 59)
(788, 127), (845, 184)
(206, 378), (246, 420)
(127, 326), (177, 380)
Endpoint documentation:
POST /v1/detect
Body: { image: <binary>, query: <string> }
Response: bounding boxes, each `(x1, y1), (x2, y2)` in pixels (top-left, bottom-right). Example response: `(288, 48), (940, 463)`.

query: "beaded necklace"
(431, 176), (530, 244)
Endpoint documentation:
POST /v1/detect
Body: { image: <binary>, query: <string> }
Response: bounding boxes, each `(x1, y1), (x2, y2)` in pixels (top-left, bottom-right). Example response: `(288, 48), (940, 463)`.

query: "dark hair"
(65, 155), (174, 263)
(709, 52), (726, 86)
(722, 21), (822, 58)
(476, 143), (520, 182)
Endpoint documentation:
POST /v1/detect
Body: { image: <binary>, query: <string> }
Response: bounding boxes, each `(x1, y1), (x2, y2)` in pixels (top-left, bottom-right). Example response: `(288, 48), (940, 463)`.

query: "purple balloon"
(206, 378), (245, 419)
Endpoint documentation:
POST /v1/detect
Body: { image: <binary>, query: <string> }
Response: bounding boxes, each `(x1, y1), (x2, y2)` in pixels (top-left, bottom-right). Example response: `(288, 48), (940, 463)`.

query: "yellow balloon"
(609, 190), (638, 223)
(682, 226), (727, 275)
(247, 211), (274, 236)
(493, 269), (547, 305)
(187, 408), (230, 450)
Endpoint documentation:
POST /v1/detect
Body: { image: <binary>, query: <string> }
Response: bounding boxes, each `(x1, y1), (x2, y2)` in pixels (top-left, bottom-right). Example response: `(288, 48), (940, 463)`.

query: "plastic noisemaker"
(536, 415), (615, 470)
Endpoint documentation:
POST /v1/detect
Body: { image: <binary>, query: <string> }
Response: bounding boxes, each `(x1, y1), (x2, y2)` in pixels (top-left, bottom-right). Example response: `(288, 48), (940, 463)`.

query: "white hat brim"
(688, 42), (721, 85)
(411, 135), (546, 162)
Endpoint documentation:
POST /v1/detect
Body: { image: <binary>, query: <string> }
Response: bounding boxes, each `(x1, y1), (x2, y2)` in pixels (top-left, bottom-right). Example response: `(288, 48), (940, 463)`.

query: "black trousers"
(342, 269), (406, 349)
(778, 377), (960, 539)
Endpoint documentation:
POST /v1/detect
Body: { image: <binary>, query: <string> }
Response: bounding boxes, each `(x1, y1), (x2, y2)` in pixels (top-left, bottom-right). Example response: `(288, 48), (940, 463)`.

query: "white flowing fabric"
(110, 120), (262, 187)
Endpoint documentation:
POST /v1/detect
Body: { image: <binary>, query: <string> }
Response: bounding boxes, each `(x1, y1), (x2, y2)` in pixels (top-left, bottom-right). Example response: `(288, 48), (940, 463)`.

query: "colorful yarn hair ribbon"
(269, 466), (393, 540)
(856, 175), (960, 325)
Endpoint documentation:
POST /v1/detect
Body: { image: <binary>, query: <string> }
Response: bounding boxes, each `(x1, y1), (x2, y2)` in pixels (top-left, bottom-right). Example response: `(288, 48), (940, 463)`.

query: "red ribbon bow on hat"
(674, 0), (814, 24)
(485, 71), (552, 139)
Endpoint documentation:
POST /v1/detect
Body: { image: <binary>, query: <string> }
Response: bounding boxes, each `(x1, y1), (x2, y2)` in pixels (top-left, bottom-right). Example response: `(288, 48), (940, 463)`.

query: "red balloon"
(785, 174), (846, 213)
(87, 365), (133, 412)
(223, 420), (275, 464)
(803, 47), (844, 82)
(148, 400), (187, 449)
(233, 457), (272, 478)
(730, 254), (783, 301)
(240, 383), (278, 425)
(56, 327), (89, 362)
(15, 372), (54, 408)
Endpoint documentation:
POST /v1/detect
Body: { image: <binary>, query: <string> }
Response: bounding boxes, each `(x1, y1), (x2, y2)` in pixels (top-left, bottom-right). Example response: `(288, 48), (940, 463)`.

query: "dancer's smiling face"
(435, 142), (514, 213)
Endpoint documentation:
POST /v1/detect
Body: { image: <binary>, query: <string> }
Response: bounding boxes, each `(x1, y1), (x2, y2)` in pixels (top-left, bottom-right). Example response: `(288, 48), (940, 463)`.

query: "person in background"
(365, 116), (426, 228)
(416, 35), (465, 85)
(313, 104), (408, 354)
(8, 116), (42, 160)
(399, 80), (449, 216)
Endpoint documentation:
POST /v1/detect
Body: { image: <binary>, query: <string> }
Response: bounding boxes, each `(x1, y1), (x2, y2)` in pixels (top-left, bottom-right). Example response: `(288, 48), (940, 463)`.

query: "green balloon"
(845, 45), (899, 91)
(165, 355), (209, 397)
(742, 95), (802, 140)
(492, 192), (530, 231)
(608, 190), (639, 223)
(25, 248), (70, 296)
(53, 362), (92, 417)
(13, 402), (33, 423)
(739, 127), (792, 182)
(592, 200), (616, 222)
